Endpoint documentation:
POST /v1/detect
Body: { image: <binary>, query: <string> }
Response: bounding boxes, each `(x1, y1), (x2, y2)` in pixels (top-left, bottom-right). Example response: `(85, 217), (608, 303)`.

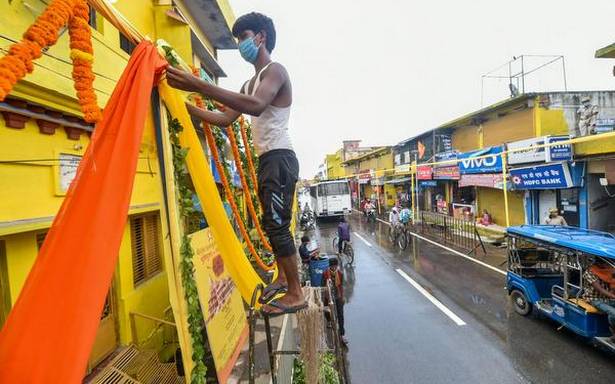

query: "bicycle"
(389, 222), (411, 250)
(333, 236), (355, 266)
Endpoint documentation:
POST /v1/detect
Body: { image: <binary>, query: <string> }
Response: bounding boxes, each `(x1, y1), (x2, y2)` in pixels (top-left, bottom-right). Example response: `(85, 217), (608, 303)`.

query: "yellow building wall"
(4, 232), (38, 305)
(0, 0), (225, 355)
(477, 188), (525, 226)
(452, 126), (480, 152)
(536, 108), (569, 136)
(483, 109), (534, 147)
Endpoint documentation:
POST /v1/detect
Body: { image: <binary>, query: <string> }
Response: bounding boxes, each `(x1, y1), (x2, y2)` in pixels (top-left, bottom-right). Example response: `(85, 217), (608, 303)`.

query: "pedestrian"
(167, 12), (305, 315)
(545, 208), (567, 226)
(337, 216), (351, 255)
(322, 257), (346, 343)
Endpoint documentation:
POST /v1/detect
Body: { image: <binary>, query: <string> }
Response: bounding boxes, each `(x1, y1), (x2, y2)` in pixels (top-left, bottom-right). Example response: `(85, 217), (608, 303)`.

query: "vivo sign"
(457, 146), (503, 174)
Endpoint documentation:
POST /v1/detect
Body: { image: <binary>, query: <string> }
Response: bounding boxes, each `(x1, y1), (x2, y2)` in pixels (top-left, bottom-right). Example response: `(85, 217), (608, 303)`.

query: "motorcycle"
(300, 211), (315, 230)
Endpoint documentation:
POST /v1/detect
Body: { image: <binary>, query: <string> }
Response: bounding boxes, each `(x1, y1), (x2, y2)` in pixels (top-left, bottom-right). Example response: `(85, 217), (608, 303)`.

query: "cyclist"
(337, 216), (351, 255)
(399, 204), (412, 227)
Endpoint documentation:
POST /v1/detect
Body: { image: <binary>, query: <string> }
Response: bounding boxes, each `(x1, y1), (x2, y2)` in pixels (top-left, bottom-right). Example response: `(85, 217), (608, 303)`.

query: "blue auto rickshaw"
(506, 225), (615, 351)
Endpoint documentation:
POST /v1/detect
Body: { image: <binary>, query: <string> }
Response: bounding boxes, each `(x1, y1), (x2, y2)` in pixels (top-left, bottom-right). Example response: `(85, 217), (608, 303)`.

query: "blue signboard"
(546, 136), (573, 162)
(434, 151), (458, 166)
(420, 180), (438, 188)
(510, 162), (579, 190)
(458, 146), (503, 174)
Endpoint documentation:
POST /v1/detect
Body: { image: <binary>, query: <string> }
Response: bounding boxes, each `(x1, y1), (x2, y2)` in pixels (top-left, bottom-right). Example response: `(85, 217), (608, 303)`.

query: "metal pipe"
(0, 102), (94, 132)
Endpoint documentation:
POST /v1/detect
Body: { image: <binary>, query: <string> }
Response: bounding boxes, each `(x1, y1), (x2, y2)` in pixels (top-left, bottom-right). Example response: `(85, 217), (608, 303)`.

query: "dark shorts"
(258, 149), (299, 258)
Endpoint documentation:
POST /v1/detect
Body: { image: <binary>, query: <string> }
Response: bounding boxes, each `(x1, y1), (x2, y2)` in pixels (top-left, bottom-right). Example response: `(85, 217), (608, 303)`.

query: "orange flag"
(0, 42), (166, 383)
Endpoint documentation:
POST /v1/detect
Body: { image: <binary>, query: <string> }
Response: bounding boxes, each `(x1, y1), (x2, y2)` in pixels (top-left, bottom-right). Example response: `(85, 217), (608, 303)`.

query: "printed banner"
(433, 165), (460, 180)
(191, 229), (249, 384)
(459, 173), (506, 189)
(458, 146), (503, 174)
(417, 165), (433, 180)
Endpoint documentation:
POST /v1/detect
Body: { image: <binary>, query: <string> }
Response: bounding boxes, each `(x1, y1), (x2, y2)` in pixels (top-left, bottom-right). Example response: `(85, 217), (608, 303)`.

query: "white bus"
(309, 180), (352, 218)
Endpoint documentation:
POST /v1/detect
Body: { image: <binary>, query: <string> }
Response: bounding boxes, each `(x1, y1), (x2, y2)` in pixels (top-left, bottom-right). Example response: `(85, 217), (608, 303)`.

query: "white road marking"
(373, 217), (506, 276)
(409, 231), (507, 276)
(353, 232), (372, 247)
(396, 269), (467, 326)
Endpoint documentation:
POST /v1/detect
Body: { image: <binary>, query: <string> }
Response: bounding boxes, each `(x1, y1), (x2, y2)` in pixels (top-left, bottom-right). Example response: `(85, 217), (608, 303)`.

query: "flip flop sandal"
(261, 299), (308, 317)
(258, 282), (288, 304)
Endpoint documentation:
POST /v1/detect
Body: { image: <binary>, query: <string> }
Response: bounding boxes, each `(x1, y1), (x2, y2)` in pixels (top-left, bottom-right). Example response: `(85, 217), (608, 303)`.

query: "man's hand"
(166, 66), (204, 93)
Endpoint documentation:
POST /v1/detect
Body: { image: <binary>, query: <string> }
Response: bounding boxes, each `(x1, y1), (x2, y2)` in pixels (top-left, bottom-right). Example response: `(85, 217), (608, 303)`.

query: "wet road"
(309, 213), (615, 384)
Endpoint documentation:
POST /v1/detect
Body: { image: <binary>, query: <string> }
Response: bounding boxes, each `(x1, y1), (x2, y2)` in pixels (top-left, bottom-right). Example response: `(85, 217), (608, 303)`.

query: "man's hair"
(232, 12), (276, 53)
(301, 235), (310, 243)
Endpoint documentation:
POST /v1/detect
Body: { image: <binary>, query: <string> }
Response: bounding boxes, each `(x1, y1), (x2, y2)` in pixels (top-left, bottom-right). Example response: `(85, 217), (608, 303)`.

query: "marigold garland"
(0, 0), (101, 123)
(239, 115), (260, 192)
(69, 0), (101, 122)
(226, 124), (273, 253)
(188, 67), (274, 271)
(204, 120), (273, 272)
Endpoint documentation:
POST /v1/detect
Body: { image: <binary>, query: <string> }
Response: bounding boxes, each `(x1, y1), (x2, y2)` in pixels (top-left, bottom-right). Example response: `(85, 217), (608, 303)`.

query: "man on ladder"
(167, 12), (305, 314)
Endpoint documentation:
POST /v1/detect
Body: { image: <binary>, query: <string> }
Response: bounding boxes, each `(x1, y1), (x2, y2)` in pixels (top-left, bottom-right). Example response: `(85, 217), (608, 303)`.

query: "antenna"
(480, 55), (567, 106)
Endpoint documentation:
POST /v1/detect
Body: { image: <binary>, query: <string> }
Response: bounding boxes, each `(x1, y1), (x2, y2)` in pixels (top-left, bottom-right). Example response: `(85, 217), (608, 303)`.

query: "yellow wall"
(452, 126), (480, 152)
(0, 0), (231, 361)
(358, 150), (393, 177)
(536, 107), (569, 136)
(477, 188), (524, 226)
(483, 109), (534, 147)
(326, 149), (346, 179)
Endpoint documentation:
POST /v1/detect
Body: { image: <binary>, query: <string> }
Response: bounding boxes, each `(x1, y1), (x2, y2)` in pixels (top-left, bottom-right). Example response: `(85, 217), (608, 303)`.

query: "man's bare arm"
(185, 103), (241, 127)
(166, 65), (286, 116)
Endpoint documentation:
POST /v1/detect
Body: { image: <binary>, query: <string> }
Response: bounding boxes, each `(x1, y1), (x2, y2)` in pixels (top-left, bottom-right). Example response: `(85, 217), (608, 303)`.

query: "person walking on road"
(167, 12), (305, 315)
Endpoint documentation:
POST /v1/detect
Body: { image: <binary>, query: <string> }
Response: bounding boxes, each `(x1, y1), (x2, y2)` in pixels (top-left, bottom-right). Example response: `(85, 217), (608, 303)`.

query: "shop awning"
(385, 177), (411, 185)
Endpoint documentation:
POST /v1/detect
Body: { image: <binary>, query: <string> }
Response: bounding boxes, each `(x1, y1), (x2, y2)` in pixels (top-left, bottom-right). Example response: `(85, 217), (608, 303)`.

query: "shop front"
(416, 165), (433, 211)
(506, 136), (577, 226)
(586, 159), (615, 233)
(457, 146), (509, 223)
(431, 163), (460, 215)
(511, 161), (585, 227)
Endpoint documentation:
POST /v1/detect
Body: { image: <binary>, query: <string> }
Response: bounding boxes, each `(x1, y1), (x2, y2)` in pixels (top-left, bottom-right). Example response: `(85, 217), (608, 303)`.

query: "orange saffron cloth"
(0, 42), (166, 383)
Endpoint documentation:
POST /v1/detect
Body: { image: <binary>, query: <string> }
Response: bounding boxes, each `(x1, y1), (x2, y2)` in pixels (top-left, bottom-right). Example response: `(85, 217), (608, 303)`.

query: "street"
(311, 213), (615, 384)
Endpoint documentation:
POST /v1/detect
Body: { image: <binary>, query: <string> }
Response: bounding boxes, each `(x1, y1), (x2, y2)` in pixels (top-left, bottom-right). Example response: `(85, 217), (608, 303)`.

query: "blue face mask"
(238, 35), (261, 64)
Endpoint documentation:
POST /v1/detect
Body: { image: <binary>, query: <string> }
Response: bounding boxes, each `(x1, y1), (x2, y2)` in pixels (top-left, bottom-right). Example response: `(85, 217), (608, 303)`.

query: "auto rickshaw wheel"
(511, 290), (532, 316)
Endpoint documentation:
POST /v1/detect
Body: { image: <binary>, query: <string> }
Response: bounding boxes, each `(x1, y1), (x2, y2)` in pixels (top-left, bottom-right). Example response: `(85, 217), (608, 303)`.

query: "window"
(120, 33), (136, 55)
(318, 182), (350, 196)
(130, 213), (163, 286)
(88, 6), (97, 29)
(310, 186), (317, 198)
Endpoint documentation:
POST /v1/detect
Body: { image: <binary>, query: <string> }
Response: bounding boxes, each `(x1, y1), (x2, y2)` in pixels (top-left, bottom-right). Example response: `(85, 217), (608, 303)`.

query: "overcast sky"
(218, 0), (615, 179)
